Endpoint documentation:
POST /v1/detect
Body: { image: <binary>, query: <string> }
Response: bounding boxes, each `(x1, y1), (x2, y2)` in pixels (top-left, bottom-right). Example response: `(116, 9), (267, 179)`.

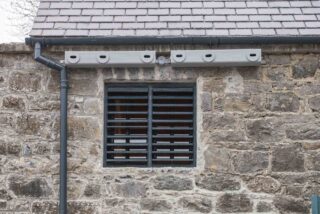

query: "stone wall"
(0, 43), (320, 214)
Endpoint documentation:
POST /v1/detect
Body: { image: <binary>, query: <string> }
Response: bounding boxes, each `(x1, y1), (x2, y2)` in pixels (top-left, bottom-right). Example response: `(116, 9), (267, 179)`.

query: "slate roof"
(30, 0), (320, 37)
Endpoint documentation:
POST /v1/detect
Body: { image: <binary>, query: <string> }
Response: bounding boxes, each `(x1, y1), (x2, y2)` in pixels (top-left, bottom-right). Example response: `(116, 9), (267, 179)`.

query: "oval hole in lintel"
(99, 55), (107, 59)
(70, 55), (77, 59)
(176, 54), (183, 58)
(144, 55), (151, 58)
(250, 53), (257, 57)
(205, 54), (212, 58)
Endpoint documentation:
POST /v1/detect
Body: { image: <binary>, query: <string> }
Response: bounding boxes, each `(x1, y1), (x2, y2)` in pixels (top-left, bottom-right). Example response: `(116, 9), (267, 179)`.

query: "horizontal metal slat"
(153, 151), (193, 154)
(106, 159), (147, 163)
(107, 151), (147, 154)
(108, 96), (148, 99)
(152, 143), (193, 147)
(107, 143), (147, 147)
(153, 119), (193, 123)
(107, 119), (148, 123)
(152, 127), (193, 130)
(153, 96), (193, 99)
(106, 135), (147, 139)
(107, 88), (148, 92)
(152, 159), (193, 162)
(108, 111), (148, 115)
(153, 135), (193, 139)
(153, 112), (193, 115)
(107, 126), (147, 129)
(108, 103), (148, 106)
(153, 104), (193, 107)
(152, 88), (194, 92)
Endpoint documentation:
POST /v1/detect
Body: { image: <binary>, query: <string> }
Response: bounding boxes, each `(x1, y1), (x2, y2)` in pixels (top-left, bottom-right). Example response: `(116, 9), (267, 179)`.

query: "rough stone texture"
(271, 145), (305, 172)
(232, 151), (269, 173)
(216, 194), (253, 213)
(140, 198), (172, 212)
(0, 44), (319, 213)
(256, 201), (273, 212)
(292, 55), (319, 79)
(179, 196), (212, 213)
(196, 173), (241, 191)
(246, 176), (281, 193)
(9, 176), (52, 198)
(274, 196), (309, 214)
(153, 175), (193, 191)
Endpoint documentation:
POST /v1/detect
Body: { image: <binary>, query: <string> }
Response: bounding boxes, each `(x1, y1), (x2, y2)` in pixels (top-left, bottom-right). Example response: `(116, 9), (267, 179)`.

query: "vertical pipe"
(312, 195), (320, 214)
(59, 68), (68, 214)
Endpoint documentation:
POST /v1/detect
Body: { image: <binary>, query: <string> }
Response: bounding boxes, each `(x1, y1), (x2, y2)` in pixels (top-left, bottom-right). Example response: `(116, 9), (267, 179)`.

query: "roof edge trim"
(25, 36), (320, 46)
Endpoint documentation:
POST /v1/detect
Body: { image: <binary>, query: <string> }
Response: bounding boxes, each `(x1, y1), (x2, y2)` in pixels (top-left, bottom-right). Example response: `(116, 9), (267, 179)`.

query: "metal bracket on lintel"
(171, 49), (261, 67)
(65, 51), (156, 67)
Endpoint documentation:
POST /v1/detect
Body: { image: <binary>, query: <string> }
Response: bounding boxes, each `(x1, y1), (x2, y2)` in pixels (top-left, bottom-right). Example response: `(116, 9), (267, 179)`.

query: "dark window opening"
(104, 83), (196, 167)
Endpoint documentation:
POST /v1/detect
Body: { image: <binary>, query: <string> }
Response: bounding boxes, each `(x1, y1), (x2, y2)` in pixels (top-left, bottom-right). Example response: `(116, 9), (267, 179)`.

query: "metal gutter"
(26, 36), (320, 46)
(34, 43), (68, 214)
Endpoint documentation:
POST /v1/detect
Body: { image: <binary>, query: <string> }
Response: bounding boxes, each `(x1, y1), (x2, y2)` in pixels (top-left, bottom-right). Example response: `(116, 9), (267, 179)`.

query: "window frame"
(103, 83), (197, 168)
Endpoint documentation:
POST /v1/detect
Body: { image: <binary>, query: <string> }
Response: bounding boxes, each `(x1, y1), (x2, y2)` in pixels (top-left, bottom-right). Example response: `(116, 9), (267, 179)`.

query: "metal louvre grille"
(104, 83), (196, 167)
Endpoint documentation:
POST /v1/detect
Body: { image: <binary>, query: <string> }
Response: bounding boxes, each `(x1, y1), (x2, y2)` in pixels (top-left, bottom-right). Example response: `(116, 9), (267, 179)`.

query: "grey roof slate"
(30, 0), (320, 37)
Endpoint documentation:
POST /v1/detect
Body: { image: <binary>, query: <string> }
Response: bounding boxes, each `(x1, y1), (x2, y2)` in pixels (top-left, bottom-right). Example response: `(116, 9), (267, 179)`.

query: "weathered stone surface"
(113, 181), (147, 197)
(0, 189), (12, 200)
(127, 68), (139, 80)
(233, 151), (269, 174)
(286, 124), (320, 140)
(68, 116), (100, 140)
(204, 146), (232, 172)
(216, 194), (253, 213)
(9, 176), (52, 198)
(0, 201), (6, 209)
(68, 69), (98, 95)
(202, 113), (236, 130)
(268, 55), (291, 65)
(246, 119), (283, 142)
(273, 196), (308, 213)
(206, 130), (245, 142)
(179, 196), (212, 213)
(246, 176), (281, 193)
(83, 98), (102, 114)
(256, 201), (273, 212)
(104, 198), (125, 207)
(224, 94), (251, 112)
(83, 184), (101, 198)
(271, 145), (304, 172)
(2, 96), (25, 110)
(140, 199), (172, 211)
(201, 92), (212, 112)
(292, 55), (319, 79)
(265, 66), (290, 81)
(266, 92), (300, 112)
(68, 201), (97, 214)
(309, 95), (320, 112)
(153, 175), (193, 191)
(196, 173), (240, 191)
(32, 201), (58, 214)
(7, 143), (21, 156)
(15, 114), (41, 135)
(305, 152), (320, 171)
(9, 72), (41, 92)
(0, 142), (5, 155)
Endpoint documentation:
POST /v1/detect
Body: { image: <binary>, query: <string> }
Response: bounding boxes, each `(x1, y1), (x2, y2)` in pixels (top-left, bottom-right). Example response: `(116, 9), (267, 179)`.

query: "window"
(104, 83), (196, 167)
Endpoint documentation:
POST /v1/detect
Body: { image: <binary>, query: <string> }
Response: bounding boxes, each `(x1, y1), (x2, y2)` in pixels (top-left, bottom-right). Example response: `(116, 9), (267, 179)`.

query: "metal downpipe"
(59, 67), (68, 214)
(34, 42), (68, 214)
